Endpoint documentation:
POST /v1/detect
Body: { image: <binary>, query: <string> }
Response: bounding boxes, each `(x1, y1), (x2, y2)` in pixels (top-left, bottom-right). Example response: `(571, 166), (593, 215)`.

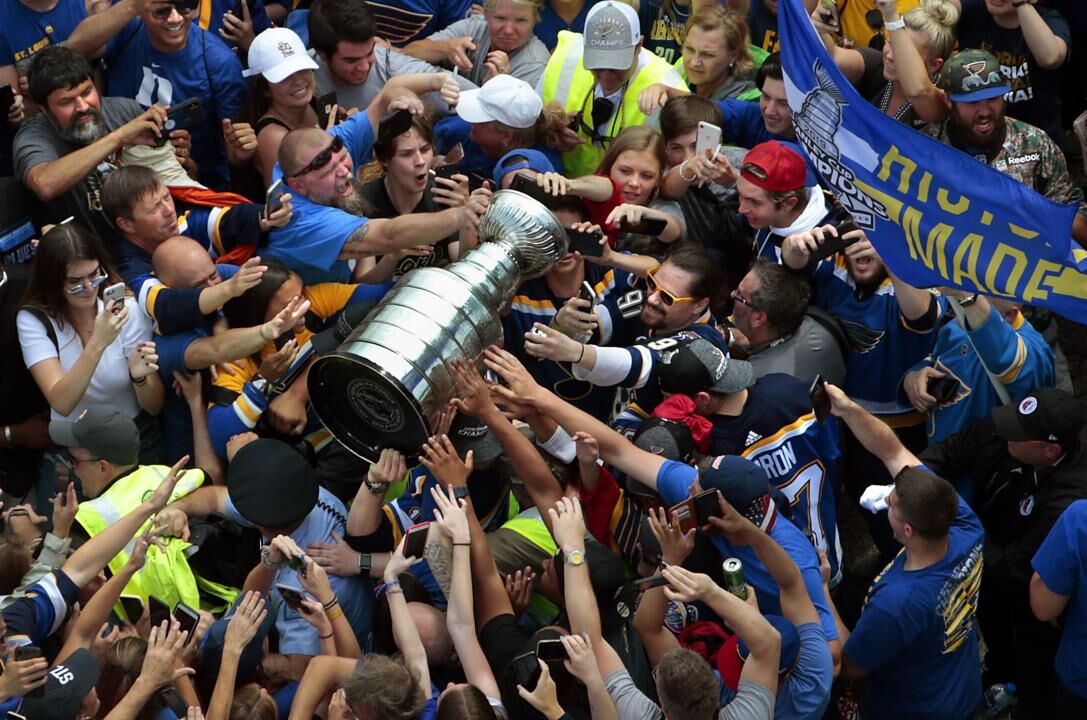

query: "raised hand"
(482, 345), (543, 404)
(367, 448), (407, 487)
(704, 492), (757, 546)
(547, 497), (586, 553)
(127, 340), (160, 382)
(661, 565), (718, 604)
(307, 531), (364, 576)
(430, 484), (470, 543)
(148, 455), (190, 512)
(223, 593), (266, 654)
(504, 566), (536, 616)
(517, 660), (563, 718)
(50, 481), (79, 538)
(647, 506), (695, 566)
(224, 256), (267, 299)
(261, 296), (310, 343)
(257, 339), (299, 382)
(448, 358), (500, 419)
(419, 434), (473, 487)
(140, 620), (195, 689)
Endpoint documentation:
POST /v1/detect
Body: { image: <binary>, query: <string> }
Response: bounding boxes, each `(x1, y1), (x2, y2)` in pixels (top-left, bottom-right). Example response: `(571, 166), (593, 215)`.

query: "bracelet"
(384, 579), (401, 592)
(453, 542), (471, 547)
(319, 632), (333, 639)
(884, 17), (906, 31)
(677, 160), (697, 183)
(385, 584), (404, 595)
(576, 344), (585, 364)
(259, 324), (272, 341)
(129, 373), (148, 386)
(325, 606), (344, 622)
(322, 597), (339, 611)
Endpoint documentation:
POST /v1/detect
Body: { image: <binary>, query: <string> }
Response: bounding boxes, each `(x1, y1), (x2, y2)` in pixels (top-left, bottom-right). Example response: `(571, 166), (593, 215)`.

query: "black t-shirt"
(361, 176), (458, 277)
(958, 0), (1072, 142)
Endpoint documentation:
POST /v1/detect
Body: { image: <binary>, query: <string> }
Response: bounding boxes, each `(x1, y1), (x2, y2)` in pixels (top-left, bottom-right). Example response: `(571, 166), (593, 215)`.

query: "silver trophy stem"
(308, 190), (570, 462)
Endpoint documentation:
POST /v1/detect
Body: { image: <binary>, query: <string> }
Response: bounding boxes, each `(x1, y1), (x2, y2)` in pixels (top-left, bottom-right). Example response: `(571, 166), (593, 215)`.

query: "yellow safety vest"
(75, 466), (236, 613)
(501, 513), (560, 618)
(541, 31), (688, 178)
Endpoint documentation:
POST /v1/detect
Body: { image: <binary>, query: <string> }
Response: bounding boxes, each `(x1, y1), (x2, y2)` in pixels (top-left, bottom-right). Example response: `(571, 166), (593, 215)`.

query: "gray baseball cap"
(49, 408), (140, 466)
(657, 338), (755, 397)
(583, 1), (641, 71)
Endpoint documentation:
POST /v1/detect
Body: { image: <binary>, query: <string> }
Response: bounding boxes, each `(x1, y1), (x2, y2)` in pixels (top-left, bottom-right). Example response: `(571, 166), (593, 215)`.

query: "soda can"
(722, 558), (748, 600)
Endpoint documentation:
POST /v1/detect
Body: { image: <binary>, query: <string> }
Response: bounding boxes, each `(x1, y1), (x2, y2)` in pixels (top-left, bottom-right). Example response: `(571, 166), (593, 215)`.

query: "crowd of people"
(0, 0), (1085, 718)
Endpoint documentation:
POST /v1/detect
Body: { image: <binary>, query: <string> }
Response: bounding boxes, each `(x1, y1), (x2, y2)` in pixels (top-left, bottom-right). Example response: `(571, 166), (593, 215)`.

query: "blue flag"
(777, 0), (1087, 317)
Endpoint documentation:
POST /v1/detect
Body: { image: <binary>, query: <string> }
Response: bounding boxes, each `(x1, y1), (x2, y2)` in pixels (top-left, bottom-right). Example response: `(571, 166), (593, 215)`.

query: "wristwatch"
(564, 548), (586, 567)
(260, 545), (283, 569)
(452, 485), (471, 501)
(958, 293), (980, 308)
(363, 477), (388, 496)
(357, 552), (373, 574)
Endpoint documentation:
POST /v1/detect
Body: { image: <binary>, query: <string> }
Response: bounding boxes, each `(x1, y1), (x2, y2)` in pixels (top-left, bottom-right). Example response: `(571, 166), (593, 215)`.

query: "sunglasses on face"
(291, 136), (344, 178)
(66, 271), (108, 296)
(150, 0), (199, 21)
(646, 268), (696, 307)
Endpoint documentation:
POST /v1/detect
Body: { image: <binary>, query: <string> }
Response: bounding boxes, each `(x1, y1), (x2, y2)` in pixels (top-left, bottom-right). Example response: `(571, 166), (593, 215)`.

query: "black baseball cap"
(227, 439), (318, 527)
(18, 649), (101, 720)
(992, 388), (1085, 450)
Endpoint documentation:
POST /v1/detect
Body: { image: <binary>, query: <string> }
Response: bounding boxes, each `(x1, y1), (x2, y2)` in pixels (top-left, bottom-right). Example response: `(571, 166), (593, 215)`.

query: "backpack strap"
(805, 306), (848, 365)
(25, 306), (59, 353)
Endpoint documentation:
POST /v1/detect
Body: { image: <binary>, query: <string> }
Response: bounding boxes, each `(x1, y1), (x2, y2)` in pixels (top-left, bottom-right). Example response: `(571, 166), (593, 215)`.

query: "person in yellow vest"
(48, 407), (227, 611)
(540, 0), (688, 178)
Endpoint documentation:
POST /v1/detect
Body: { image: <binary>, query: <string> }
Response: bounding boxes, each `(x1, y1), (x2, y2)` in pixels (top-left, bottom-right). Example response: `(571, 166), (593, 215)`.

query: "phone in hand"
(818, 0), (841, 32)
(632, 574), (670, 592)
(103, 281), (126, 309)
(14, 645), (41, 662)
(156, 97), (204, 147)
(119, 595), (144, 623)
(432, 163), (459, 182)
(668, 499), (696, 534)
(535, 639), (567, 663)
(578, 280), (598, 306)
(927, 375), (959, 405)
(618, 216), (668, 236)
(285, 552), (308, 577)
(466, 172), (488, 192)
(403, 522), (429, 559)
(0, 84), (15, 118)
(148, 595), (171, 627)
(173, 602), (200, 644)
(264, 178), (287, 220)
(377, 108), (413, 141)
(810, 374), (831, 423)
(567, 227), (605, 257)
(513, 650), (542, 689)
(689, 488), (722, 525)
(314, 91), (338, 129)
(159, 687), (189, 716)
(276, 584), (308, 613)
(510, 172), (555, 205)
(808, 220), (861, 263)
(695, 121), (722, 159)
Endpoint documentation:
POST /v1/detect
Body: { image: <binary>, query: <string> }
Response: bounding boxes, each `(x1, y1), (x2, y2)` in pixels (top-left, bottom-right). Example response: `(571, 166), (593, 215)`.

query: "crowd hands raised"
(0, 0), (1086, 718)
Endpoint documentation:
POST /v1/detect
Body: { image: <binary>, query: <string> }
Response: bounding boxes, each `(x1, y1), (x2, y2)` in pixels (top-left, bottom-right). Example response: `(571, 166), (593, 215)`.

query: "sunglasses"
(291, 136), (344, 178)
(646, 268), (696, 307)
(66, 271), (108, 296)
(150, 0), (199, 20)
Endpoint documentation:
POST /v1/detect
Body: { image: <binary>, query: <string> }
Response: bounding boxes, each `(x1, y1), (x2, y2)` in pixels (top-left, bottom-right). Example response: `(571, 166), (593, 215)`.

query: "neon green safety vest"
(75, 466), (236, 614)
(501, 513), (560, 618)
(541, 31), (688, 178)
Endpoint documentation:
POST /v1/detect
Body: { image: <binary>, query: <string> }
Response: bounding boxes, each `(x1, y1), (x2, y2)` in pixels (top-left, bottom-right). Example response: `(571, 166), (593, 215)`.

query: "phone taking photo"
(535, 639), (567, 663)
(173, 602), (200, 644)
(689, 488), (722, 526)
(632, 574), (669, 592)
(314, 91), (337, 129)
(567, 227), (605, 257)
(810, 374), (831, 423)
(148, 595), (171, 627)
(578, 280), (598, 306)
(156, 97), (204, 147)
(119, 595), (144, 623)
(103, 281), (126, 309)
(264, 178), (287, 220)
(808, 220), (860, 263)
(618, 216), (667, 236)
(276, 584), (308, 613)
(695, 121), (722, 159)
(403, 522), (430, 559)
(509, 172), (555, 206)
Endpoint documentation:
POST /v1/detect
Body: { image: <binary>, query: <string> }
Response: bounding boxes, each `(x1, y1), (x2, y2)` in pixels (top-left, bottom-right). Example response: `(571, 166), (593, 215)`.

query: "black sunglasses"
(151, 0), (199, 20)
(292, 136), (344, 178)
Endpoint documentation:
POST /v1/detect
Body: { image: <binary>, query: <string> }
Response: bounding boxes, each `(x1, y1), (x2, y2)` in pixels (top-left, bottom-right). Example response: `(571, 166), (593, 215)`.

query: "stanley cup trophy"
(308, 190), (569, 462)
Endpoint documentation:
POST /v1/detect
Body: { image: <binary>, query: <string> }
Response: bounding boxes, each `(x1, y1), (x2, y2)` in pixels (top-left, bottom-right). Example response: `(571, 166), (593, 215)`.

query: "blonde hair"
(683, 6), (755, 79)
(484, 0), (543, 22)
(904, 0), (959, 60)
(500, 101), (572, 149)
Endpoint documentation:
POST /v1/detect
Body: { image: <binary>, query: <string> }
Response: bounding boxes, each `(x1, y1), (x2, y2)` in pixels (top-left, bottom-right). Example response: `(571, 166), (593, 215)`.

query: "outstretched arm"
(825, 383), (919, 476)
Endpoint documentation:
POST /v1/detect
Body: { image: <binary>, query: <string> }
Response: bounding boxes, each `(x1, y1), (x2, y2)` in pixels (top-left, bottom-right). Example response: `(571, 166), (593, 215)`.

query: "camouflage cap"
(940, 49), (1010, 103)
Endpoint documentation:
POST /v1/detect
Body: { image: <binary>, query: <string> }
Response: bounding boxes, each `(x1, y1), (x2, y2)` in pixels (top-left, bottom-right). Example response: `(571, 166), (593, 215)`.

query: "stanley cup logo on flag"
(776, 0), (1087, 317)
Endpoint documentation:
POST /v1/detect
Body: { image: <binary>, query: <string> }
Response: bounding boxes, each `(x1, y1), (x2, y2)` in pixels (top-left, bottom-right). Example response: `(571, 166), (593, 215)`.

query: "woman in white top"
(17, 224), (165, 461)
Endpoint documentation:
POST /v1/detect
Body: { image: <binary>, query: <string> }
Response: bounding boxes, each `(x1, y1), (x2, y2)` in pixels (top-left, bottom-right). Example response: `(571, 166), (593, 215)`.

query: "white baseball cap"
(244, 27), (318, 84)
(456, 75), (543, 129)
(583, 1), (641, 71)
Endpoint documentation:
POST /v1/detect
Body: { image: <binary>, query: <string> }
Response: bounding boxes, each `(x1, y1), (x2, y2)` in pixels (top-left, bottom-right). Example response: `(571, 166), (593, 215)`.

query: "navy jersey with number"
(708, 373), (844, 582)
(503, 264), (645, 422)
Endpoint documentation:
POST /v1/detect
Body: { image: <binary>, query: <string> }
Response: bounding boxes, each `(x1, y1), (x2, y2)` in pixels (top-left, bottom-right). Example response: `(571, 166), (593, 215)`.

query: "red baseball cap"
(740, 141), (806, 192)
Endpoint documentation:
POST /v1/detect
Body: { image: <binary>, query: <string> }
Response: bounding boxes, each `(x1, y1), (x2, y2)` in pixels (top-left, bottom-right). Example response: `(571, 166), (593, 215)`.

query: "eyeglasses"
(291, 136), (344, 178)
(150, 0), (199, 20)
(65, 270), (108, 296)
(731, 288), (758, 310)
(646, 268), (696, 306)
(68, 453), (101, 466)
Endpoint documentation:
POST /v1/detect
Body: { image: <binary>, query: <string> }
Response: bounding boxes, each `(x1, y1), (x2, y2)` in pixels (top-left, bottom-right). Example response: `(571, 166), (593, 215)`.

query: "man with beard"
(928, 49), (1087, 399)
(14, 45), (170, 240)
(781, 223), (943, 557)
(269, 89), (489, 285)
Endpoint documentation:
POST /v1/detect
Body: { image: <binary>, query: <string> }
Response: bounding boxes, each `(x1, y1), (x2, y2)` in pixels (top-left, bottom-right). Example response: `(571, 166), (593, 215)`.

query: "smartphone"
(633, 574), (669, 592)
(8, 712), (28, 720)
(173, 602), (200, 643)
(513, 650), (541, 689)
(0, 84), (15, 118)
(148, 595), (172, 627)
(536, 639), (567, 663)
(695, 121), (722, 160)
(159, 687), (189, 716)
(264, 178), (287, 220)
(927, 376), (959, 404)
(690, 488), (722, 525)
(103, 281), (126, 307)
(119, 595), (144, 623)
(314, 91), (337, 129)
(510, 172), (555, 206)
(668, 499), (696, 534)
(808, 220), (860, 263)
(403, 522), (429, 559)
(432, 163), (459, 181)
(567, 227), (605, 257)
(578, 280), (598, 306)
(810, 374), (831, 423)
(618, 216), (668, 236)
(377, 108), (413, 141)
(276, 584), (308, 613)
(818, 0), (841, 32)
(157, 97), (204, 146)
(14, 645), (41, 661)
(466, 172), (488, 192)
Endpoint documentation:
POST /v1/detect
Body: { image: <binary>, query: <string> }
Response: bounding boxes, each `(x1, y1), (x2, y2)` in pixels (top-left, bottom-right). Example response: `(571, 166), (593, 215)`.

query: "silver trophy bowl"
(308, 190), (569, 462)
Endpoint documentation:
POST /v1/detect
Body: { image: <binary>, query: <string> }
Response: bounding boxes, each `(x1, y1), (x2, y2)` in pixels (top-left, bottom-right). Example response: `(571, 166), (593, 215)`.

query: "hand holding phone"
(264, 179), (287, 221)
(633, 574), (670, 592)
(567, 227), (605, 257)
(403, 522), (429, 559)
(810, 374), (830, 423)
(618, 216), (668, 236)
(536, 639), (567, 662)
(103, 281), (126, 312)
(808, 221), (861, 263)
(173, 602), (200, 644)
(578, 280), (598, 306)
(695, 121), (722, 160)
(276, 584), (308, 613)
(314, 92), (338, 129)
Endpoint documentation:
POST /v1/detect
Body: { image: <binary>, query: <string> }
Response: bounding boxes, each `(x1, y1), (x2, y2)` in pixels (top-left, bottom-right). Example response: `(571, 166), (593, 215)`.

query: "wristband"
(884, 17), (906, 31)
(260, 545), (284, 569)
(452, 484), (471, 501)
(326, 606), (344, 621)
(259, 324), (272, 341)
(130, 373), (148, 386)
(364, 478), (389, 496)
(319, 632), (333, 639)
(453, 542), (471, 547)
(576, 343), (585, 364)
(322, 597), (339, 611)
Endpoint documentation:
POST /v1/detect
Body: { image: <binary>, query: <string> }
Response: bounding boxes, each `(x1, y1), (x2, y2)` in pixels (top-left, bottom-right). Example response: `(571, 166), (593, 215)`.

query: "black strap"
(805, 306), (849, 365)
(24, 306), (58, 353)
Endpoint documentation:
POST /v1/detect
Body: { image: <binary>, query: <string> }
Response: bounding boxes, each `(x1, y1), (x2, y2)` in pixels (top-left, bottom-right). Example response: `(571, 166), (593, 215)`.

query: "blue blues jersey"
(709, 374), (844, 583)
(192, 0), (273, 41)
(0, 0), (86, 76)
(365, 0), (473, 46)
(1, 570), (79, 649)
(503, 264), (644, 422)
(909, 308), (1054, 443)
(809, 255), (944, 421)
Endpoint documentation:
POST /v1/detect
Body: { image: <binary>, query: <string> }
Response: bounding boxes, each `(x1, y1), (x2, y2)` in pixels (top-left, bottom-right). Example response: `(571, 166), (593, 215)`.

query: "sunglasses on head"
(150, 0), (199, 20)
(291, 136), (345, 178)
(646, 267), (696, 307)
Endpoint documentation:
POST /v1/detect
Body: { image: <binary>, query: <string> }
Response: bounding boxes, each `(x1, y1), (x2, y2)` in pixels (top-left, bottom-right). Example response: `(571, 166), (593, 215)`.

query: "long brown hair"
(21, 223), (125, 329)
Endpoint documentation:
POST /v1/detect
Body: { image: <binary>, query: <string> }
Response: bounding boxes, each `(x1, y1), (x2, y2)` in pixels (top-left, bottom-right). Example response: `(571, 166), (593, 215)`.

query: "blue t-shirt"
(267, 112), (376, 285)
(225, 486), (374, 654)
(365, 0), (473, 46)
(844, 495), (984, 720)
(654, 460), (838, 643)
(716, 99), (796, 150)
(0, 0), (87, 76)
(105, 22), (246, 189)
(534, 0), (591, 51)
(1032, 499), (1087, 695)
(776, 622), (833, 720)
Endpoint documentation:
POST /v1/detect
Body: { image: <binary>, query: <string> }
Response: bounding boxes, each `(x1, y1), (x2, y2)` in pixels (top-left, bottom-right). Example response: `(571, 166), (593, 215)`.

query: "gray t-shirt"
(604, 669), (776, 720)
(428, 14), (550, 88)
(14, 96), (143, 240)
(745, 314), (847, 388)
(312, 46), (478, 115)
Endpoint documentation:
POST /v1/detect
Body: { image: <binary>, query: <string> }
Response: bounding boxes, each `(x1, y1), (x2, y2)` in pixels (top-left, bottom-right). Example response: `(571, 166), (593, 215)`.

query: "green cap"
(940, 49), (1010, 103)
